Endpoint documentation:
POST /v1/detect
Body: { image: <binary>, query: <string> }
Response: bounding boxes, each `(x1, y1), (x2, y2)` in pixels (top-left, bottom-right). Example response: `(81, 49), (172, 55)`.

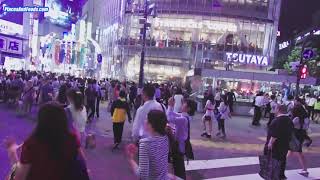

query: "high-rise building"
(98, 0), (282, 82)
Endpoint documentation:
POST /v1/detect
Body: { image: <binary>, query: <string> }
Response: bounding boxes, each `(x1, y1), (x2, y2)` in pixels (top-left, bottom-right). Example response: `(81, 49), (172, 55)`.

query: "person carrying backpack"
(166, 97), (197, 180)
(111, 90), (132, 150)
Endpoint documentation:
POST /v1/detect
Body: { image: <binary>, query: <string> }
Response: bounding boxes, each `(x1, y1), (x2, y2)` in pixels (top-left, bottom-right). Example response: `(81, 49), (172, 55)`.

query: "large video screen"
(0, 0), (24, 25)
(44, 0), (87, 27)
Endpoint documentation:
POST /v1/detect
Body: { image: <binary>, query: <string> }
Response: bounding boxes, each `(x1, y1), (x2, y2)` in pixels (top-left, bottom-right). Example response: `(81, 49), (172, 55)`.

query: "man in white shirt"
(305, 94), (317, 120)
(252, 92), (264, 126)
(132, 85), (163, 141)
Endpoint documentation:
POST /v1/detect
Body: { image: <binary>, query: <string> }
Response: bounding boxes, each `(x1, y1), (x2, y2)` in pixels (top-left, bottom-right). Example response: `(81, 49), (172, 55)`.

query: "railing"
(155, 1), (269, 20)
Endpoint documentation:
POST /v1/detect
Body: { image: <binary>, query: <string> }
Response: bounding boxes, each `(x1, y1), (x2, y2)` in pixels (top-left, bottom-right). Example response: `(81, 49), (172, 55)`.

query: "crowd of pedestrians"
(0, 69), (318, 180)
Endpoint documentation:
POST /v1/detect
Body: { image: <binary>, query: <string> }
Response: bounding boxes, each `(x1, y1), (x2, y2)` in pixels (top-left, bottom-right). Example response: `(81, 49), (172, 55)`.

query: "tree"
(283, 42), (320, 77)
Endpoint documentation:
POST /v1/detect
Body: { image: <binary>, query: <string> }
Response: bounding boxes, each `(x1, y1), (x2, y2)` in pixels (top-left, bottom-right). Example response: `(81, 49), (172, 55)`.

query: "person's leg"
(208, 119), (213, 136)
(113, 123), (119, 144)
(172, 153), (186, 180)
(297, 152), (308, 171)
(221, 119), (226, 137)
(88, 101), (95, 119)
(256, 107), (262, 125)
(201, 117), (207, 136)
(217, 120), (222, 136)
(267, 113), (274, 127)
(96, 98), (100, 118)
(118, 122), (124, 143)
(252, 106), (258, 125)
(229, 102), (233, 113)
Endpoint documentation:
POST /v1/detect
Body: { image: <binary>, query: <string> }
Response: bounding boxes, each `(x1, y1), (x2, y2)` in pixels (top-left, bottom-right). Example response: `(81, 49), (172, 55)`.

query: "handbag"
(85, 133), (96, 149)
(289, 132), (302, 152)
(259, 151), (280, 180)
(69, 152), (90, 180)
(249, 108), (254, 116)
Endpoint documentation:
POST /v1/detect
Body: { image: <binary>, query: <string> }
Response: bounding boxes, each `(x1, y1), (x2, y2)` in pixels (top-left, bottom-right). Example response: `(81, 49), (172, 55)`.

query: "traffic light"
(300, 65), (308, 79)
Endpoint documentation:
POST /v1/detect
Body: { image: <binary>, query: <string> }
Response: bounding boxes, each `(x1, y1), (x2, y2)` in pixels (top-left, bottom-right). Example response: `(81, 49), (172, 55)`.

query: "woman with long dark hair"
(288, 98), (310, 175)
(5, 102), (88, 180)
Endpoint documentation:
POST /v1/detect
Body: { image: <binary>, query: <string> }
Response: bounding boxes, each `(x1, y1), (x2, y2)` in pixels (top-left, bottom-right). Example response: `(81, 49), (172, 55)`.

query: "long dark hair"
(67, 88), (84, 111)
(32, 102), (76, 159)
(292, 104), (307, 128)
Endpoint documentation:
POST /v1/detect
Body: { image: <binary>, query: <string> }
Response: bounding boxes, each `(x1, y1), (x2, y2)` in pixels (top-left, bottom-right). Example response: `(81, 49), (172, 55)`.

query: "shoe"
(216, 132), (221, 136)
(112, 143), (120, 150)
(299, 170), (309, 176)
(206, 134), (212, 138)
(220, 134), (226, 139)
(201, 132), (207, 137)
(280, 175), (287, 180)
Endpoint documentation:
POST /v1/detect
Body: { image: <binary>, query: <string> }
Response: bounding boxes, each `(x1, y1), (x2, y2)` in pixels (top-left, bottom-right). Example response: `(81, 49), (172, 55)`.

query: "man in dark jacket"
(264, 104), (293, 179)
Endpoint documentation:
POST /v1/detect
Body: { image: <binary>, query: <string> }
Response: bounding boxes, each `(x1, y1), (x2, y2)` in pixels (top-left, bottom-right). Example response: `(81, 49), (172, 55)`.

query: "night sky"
(279, 0), (320, 41)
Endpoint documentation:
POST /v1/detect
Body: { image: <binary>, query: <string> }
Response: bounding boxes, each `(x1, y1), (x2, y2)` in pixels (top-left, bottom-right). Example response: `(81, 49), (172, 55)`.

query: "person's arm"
(132, 108), (141, 141)
(126, 102), (132, 123)
(110, 101), (116, 116)
(137, 142), (150, 179)
(233, 93), (236, 102)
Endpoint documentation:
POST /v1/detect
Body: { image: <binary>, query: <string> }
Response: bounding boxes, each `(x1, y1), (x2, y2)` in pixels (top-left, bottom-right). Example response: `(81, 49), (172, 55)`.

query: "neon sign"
(225, 52), (269, 66)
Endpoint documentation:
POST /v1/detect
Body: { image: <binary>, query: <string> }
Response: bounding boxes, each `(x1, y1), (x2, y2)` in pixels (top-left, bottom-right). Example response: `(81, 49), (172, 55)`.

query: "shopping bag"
(259, 153), (280, 180)
(249, 108), (254, 116)
(289, 132), (301, 152)
(85, 133), (96, 149)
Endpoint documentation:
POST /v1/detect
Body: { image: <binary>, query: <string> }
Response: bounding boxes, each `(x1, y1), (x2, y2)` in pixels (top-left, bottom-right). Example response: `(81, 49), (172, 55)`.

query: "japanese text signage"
(0, 35), (23, 55)
(225, 52), (269, 66)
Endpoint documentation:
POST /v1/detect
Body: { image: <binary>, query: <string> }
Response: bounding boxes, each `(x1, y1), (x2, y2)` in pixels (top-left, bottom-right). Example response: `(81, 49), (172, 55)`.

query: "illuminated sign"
(154, 18), (237, 32)
(279, 41), (289, 50)
(225, 52), (269, 66)
(44, 0), (87, 27)
(0, 0), (23, 35)
(0, 35), (23, 55)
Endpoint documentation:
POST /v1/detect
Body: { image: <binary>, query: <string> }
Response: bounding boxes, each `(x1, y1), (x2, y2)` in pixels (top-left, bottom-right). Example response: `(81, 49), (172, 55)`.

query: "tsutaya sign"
(225, 52), (269, 66)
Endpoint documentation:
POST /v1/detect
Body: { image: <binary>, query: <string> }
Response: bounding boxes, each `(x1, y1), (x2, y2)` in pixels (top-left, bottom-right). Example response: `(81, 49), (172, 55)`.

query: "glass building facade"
(98, 0), (281, 81)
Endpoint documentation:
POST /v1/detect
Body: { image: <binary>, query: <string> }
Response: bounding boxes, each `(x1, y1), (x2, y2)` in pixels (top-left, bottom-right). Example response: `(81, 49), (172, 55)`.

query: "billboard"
(0, 0), (24, 34)
(44, 0), (87, 27)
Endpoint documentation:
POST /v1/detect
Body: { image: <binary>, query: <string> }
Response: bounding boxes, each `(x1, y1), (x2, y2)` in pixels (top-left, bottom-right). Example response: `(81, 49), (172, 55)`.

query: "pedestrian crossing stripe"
(185, 156), (258, 171)
(205, 167), (320, 180)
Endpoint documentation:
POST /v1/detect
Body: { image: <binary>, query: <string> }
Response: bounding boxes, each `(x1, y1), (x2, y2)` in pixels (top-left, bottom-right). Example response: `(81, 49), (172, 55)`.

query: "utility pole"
(138, 0), (148, 88)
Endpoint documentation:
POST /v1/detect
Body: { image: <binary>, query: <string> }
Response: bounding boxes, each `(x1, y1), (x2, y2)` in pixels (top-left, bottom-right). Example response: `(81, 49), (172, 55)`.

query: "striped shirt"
(137, 136), (169, 180)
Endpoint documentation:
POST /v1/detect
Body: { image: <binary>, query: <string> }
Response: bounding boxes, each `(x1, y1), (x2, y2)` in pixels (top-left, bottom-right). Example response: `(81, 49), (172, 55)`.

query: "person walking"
(313, 97), (320, 123)
(264, 104), (293, 180)
(126, 110), (170, 180)
(305, 94), (316, 121)
(267, 95), (278, 127)
(85, 80), (97, 121)
(173, 88), (184, 113)
(166, 98), (197, 179)
(94, 80), (102, 118)
(111, 90), (132, 149)
(38, 78), (54, 105)
(5, 102), (89, 180)
(201, 98), (215, 138)
(287, 98), (310, 175)
(21, 80), (35, 116)
(252, 92), (264, 126)
(66, 88), (88, 143)
(132, 84), (163, 142)
(217, 96), (231, 138)
(226, 89), (236, 113)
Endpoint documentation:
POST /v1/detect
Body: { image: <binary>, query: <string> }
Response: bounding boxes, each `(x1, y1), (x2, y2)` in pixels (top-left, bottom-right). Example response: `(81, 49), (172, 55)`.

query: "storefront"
(121, 13), (275, 80)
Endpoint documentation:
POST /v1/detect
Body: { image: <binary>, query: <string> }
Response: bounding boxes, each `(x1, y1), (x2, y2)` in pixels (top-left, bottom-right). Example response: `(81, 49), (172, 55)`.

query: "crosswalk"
(185, 156), (320, 180)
